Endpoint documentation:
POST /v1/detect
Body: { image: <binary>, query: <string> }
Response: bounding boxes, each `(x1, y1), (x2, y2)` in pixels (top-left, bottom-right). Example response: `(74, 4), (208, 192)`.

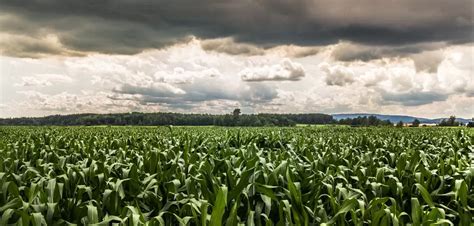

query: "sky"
(0, 0), (473, 118)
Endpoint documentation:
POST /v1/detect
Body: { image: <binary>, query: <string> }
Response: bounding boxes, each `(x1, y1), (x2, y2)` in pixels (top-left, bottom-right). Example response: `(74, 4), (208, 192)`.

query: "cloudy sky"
(0, 0), (473, 118)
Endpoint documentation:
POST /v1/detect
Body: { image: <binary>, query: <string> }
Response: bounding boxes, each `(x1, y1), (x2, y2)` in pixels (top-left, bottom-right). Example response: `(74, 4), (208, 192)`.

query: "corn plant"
(0, 126), (472, 225)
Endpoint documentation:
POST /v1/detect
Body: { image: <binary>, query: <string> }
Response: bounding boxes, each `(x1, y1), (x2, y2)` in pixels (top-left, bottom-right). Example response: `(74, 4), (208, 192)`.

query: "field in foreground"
(0, 126), (472, 225)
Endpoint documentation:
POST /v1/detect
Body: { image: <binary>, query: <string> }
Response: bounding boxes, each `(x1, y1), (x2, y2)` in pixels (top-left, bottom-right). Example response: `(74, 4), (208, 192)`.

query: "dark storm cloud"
(331, 43), (446, 62)
(331, 42), (446, 72)
(0, 35), (69, 58)
(0, 0), (472, 57)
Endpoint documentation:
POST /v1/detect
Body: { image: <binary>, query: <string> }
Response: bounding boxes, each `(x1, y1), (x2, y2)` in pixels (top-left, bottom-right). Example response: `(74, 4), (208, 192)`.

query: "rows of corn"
(0, 126), (473, 225)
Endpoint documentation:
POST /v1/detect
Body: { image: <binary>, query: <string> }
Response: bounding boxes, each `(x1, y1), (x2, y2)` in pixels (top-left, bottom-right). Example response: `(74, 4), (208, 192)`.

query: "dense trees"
(232, 108), (241, 116)
(0, 112), (333, 127)
(337, 116), (393, 127)
(396, 121), (404, 128)
(411, 119), (421, 127)
(439, 116), (460, 127)
(468, 118), (474, 127)
(3, 112), (469, 127)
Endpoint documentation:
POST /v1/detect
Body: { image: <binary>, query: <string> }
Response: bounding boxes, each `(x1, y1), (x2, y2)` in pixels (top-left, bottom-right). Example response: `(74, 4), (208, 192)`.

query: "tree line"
(1, 111), (471, 127)
(0, 111), (333, 127)
(337, 115), (393, 127)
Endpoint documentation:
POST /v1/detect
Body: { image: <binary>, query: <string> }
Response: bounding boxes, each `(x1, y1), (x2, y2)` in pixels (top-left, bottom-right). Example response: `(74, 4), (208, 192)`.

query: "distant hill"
(332, 113), (471, 124)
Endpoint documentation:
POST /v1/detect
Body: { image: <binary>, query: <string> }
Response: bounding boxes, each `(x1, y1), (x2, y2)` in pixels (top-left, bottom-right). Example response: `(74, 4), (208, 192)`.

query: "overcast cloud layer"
(1, 0), (473, 56)
(0, 1), (473, 118)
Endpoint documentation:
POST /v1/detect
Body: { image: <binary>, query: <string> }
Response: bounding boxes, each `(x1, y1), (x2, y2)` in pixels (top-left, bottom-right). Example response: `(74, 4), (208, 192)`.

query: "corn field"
(0, 126), (473, 225)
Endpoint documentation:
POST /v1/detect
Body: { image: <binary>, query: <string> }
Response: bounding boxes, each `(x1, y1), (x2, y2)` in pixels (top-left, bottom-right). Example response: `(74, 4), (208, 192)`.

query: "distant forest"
(0, 112), (335, 126)
(3, 111), (468, 127)
(7, 111), (467, 127)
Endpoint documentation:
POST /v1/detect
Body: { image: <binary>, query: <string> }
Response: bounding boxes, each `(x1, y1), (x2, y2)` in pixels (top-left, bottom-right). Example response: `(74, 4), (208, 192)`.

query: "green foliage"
(338, 116), (393, 127)
(0, 112), (334, 127)
(0, 126), (473, 225)
(396, 121), (404, 128)
(412, 119), (421, 127)
(439, 116), (461, 127)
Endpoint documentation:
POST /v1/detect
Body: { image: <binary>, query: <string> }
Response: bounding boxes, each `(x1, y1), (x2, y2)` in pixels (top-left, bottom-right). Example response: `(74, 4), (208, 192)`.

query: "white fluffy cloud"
(379, 90), (448, 106)
(114, 82), (186, 97)
(411, 51), (444, 73)
(1, 40), (473, 118)
(200, 37), (265, 56)
(239, 59), (305, 81)
(154, 67), (220, 84)
(16, 90), (143, 113)
(14, 74), (73, 87)
(316, 44), (473, 109)
(320, 63), (355, 86)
